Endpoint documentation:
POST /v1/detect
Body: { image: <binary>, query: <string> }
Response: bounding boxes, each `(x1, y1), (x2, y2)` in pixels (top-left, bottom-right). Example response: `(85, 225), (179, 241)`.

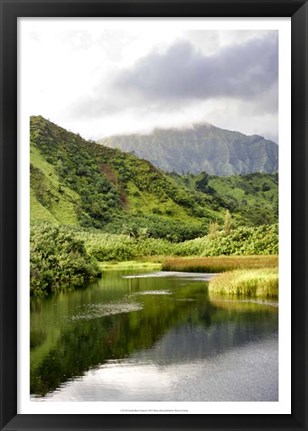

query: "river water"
(30, 270), (278, 402)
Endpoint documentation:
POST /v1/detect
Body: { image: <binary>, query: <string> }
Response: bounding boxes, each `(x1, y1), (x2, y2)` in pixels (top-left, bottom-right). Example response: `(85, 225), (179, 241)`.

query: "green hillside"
(177, 171), (278, 226)
(30, 116), (278, 296)
(99, 123), (278, 176)
(30, 116), (278, 240)
(30, 116), (214, 241)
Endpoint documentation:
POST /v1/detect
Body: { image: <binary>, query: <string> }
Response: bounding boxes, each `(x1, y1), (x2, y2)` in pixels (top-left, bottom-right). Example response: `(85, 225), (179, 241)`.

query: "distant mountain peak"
(99, 123), (278, 176)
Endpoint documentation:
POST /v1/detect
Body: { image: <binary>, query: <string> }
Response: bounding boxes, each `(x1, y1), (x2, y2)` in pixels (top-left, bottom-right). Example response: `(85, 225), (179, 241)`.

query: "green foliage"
(31, 116), (122, 228)
(30, 189), (59, 224)
(74, 229), (174, 262)
(30, 145), (79, 225)
(174, 224), (278, 257)
(223, 210), (232, 235)
(30, 116), (216, 231)
(72, 223), (278, 264)
(29, 222), (277, 296)
(208, 220), (219, 239)
(203, 224), (278, 256)
(180, 171), (278, 226)
(102, 214), (207, 242)
(30, 164), (52, 208)
(30, 223), (101, 296)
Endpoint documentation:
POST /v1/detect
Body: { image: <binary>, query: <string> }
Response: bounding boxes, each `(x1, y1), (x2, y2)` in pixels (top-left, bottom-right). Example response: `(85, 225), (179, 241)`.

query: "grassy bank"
(161, 255), (278, 273)
(98, 260), (162, 271)
(208, 268), (278, 298)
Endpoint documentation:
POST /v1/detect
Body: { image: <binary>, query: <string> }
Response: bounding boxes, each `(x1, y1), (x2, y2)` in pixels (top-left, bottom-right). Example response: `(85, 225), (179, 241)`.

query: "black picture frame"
(1, 1), (307, 430)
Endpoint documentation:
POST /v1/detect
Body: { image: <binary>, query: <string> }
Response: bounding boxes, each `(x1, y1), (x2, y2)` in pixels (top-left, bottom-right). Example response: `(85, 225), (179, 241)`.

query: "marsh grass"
(99, 260), (162, 271)
(208, 268), (278, 298)
(161, 255), (278, 273)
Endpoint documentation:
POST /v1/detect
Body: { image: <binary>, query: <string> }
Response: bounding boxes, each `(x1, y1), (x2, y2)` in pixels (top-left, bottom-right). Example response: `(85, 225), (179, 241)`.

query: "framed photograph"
(0, 1), (307, 430)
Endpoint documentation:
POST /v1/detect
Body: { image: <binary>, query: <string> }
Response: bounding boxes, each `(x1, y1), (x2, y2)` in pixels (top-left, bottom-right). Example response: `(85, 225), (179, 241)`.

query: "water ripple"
(70, 302), (143, 321)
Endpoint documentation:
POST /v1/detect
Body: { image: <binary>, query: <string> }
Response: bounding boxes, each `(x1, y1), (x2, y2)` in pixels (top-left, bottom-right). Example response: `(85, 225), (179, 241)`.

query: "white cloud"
(20, 19), (279, 142)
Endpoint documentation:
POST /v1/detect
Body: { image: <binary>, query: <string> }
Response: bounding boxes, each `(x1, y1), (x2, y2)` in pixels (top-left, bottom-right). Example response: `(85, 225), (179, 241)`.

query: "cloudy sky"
(21, 20), (278, 142)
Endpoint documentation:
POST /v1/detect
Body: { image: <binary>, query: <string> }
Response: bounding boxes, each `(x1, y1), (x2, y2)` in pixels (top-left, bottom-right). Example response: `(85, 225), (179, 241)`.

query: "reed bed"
(208, 268), (278, 298)
(161, 255), (278, 273)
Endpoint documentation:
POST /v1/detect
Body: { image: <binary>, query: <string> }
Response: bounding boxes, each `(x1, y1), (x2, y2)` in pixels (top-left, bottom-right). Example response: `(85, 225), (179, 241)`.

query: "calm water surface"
(30, 270), (278, 401)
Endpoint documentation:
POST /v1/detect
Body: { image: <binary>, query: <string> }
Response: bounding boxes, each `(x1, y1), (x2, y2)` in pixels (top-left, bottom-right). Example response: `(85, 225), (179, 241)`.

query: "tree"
(224, 209), (232, 235)
(209, 221), (219, 239)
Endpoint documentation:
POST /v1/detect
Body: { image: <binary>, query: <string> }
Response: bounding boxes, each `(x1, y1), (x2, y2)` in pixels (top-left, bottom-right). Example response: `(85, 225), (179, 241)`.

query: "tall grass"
(208, 268), (278, 298)
(161, 255), (278, 273)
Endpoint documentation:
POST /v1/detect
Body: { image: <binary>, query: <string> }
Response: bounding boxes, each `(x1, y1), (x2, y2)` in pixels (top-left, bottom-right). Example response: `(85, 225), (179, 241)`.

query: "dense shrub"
(30, 223), (101, 296)
(174, 224), (278, 256)
(75, 230), (174, 261)
(103, 215), (207, 242)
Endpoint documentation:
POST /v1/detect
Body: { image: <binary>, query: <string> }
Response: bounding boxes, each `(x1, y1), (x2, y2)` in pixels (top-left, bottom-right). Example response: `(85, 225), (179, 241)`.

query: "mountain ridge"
(99, 122), (278, 176)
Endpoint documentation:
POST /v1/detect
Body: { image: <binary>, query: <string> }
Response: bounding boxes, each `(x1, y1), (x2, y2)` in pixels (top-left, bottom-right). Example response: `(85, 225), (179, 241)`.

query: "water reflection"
(30, 270), (278, 400)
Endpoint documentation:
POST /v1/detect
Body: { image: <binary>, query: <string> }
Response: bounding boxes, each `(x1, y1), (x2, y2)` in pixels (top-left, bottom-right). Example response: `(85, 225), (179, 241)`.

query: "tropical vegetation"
(29, 116), (279, 297)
